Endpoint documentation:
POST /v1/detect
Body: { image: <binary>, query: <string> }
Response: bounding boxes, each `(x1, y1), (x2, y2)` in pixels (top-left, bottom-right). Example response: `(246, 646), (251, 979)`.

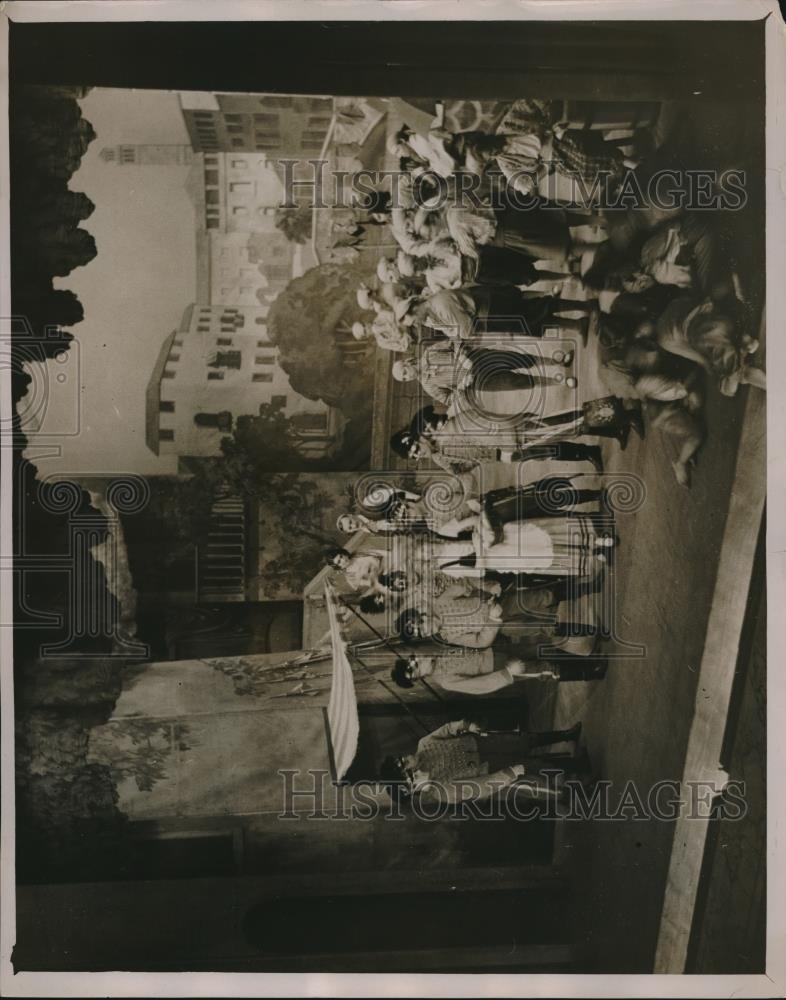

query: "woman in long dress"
(398, 221), (567, 290)
(428, 510), (610, 580)
(431, 98), (626, 200)
(499, 99), (630, 196)
(413, 284), (593, 342)
(416, 171), (583, 280)
(417, 99), (551, 198)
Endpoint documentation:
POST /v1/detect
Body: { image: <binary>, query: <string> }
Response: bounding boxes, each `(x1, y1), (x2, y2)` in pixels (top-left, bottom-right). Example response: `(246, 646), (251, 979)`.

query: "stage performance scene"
(6, 13), (770, 983)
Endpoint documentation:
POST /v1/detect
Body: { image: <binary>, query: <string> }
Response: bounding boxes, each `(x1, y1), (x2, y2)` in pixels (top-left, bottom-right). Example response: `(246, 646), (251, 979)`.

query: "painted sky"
(28, 88), (197, 477)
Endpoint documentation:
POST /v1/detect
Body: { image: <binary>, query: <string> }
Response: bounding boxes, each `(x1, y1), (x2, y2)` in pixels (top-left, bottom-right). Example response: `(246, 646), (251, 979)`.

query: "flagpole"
(339, 597), (448, 706)
(337, 597), (404, 658)
(347, 646), (431, 736)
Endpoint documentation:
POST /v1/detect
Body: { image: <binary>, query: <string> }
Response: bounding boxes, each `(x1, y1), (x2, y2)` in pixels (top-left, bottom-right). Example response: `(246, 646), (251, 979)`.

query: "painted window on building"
(291, 412), (328, 431)
(294, 96), (331, 112)
(194, 410), (233, 431)
(259, 96), (292, 109)
(210, 350), (242, 370)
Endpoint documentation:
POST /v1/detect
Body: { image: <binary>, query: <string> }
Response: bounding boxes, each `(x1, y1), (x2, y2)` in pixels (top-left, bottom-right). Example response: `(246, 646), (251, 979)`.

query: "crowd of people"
(321, 97), (766, 804)
(326, 477), (608, 803)
(327, 475), (612, 681)
(346, 97), (765, 485)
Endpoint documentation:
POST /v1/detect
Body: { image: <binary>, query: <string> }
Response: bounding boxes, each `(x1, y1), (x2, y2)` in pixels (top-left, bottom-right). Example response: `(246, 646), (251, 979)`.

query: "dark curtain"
(10, 20), (764, 101)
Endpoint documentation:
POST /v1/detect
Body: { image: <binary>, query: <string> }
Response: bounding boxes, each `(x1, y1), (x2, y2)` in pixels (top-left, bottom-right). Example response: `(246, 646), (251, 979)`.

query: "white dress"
(432, 515), (601, 579)
(344, 554), (384, 591)
(477, 517), (600, 577)
(407, 130), (459, 179)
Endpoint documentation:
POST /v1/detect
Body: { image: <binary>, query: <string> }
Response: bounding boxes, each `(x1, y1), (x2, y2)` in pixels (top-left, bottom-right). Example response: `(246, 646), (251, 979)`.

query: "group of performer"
(321, 97), (766, 804)
(348, 97), (765, 486)
(326, 480), (606, 806)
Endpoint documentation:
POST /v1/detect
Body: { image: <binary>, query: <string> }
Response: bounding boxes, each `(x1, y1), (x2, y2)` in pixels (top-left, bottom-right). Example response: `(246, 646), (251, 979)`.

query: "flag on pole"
(323, 581), (360, 781)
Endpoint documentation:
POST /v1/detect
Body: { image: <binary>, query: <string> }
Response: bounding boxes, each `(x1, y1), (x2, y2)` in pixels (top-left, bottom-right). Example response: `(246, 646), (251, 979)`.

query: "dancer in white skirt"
(427, 510), (611, 581)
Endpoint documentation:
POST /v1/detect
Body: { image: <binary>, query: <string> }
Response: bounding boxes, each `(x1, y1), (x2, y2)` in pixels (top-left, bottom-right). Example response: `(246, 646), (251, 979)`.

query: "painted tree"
(264, 262), (376, 413)
(32, 225), (98, 277)
(37, 287), (85, 327)
(219, 401), (325, 485)
(253, 472), (356, 598)
(12, 86), (122, 887)
(30, 188), (96, 231)
(273, 204), (313, 245)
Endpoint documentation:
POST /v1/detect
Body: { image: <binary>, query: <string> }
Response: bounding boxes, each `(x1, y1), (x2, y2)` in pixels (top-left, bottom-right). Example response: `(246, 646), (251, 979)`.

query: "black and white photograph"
(0, 2), (783, 995)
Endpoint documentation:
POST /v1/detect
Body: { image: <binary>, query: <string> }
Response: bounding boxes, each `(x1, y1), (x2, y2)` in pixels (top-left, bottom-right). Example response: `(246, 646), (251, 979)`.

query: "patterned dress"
(414, 722), (542, 782)
(491, 98), (626, 199)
